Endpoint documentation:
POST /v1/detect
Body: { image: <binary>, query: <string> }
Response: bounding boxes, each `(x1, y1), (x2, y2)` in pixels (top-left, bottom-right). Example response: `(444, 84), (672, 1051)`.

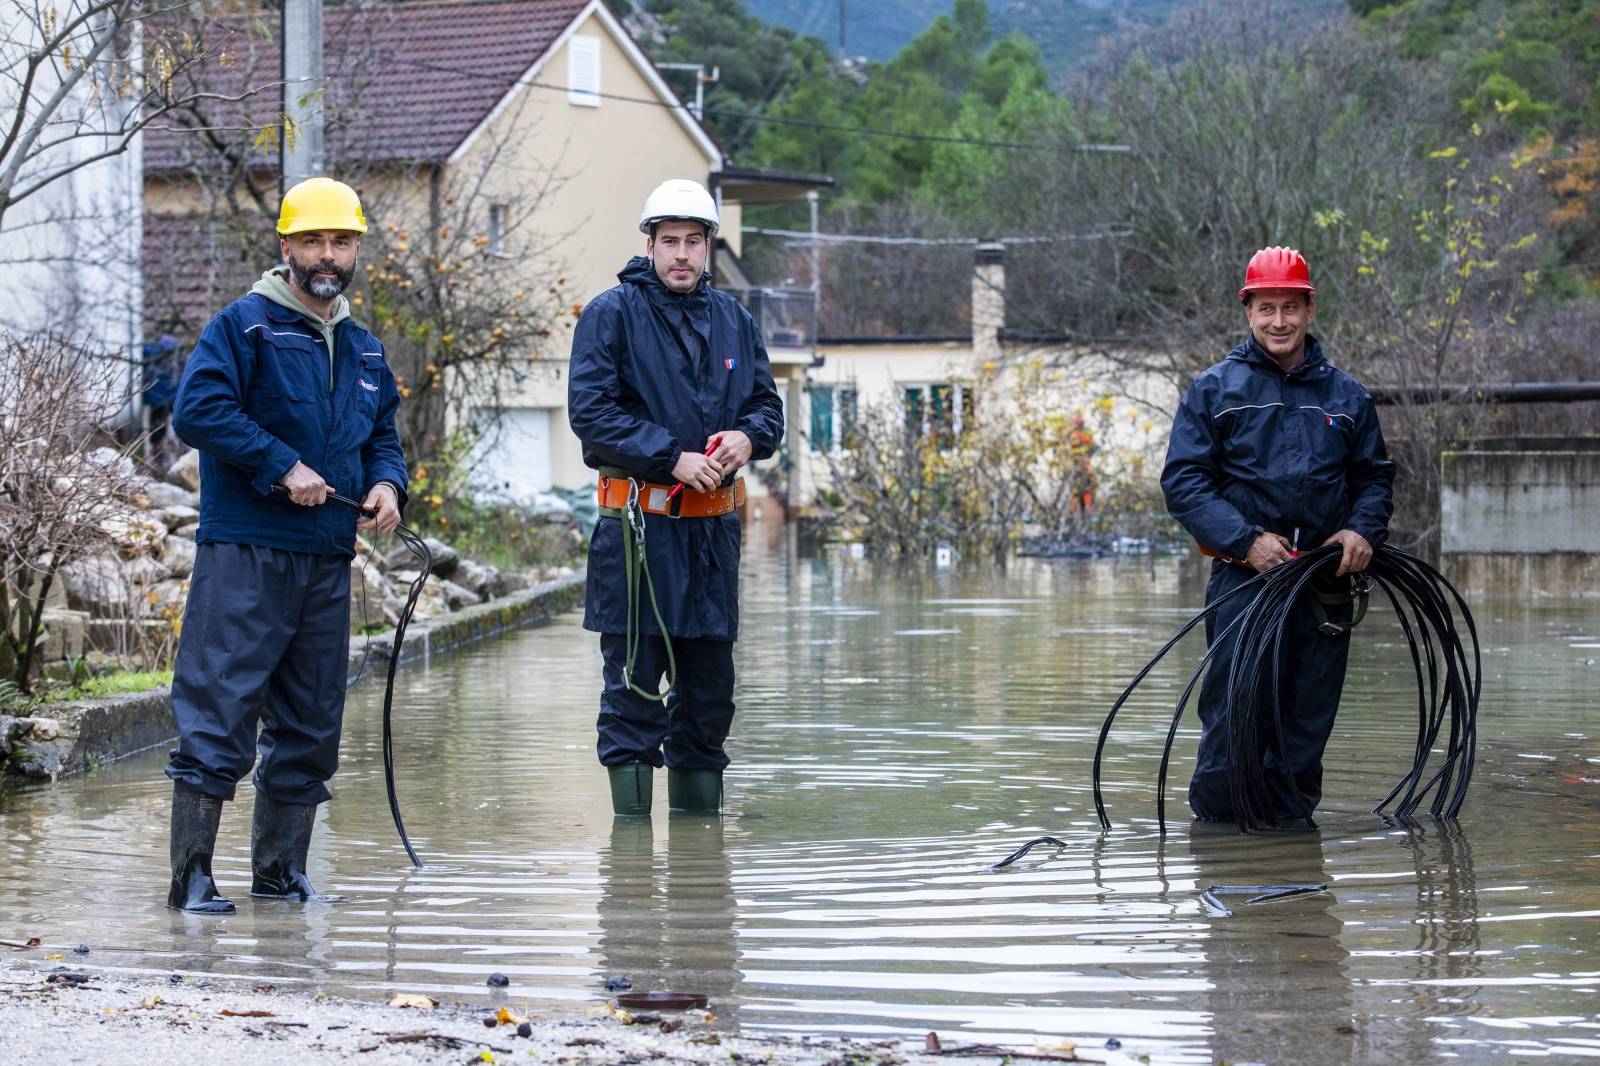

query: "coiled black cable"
(1092, 544), (1480, 834)
(273, 486), (432, 866)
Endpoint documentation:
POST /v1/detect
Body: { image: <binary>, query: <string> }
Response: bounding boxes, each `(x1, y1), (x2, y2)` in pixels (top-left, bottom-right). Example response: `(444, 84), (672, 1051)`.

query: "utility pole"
(839, 0), (845, 53)
(807, 189), (820, 354)
(657, 62), (719, 121)
(281, 0), (326, 193)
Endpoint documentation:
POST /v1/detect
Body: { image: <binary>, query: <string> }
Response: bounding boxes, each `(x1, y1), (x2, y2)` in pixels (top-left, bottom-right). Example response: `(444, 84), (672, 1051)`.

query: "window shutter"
(568, 36), (600, 107)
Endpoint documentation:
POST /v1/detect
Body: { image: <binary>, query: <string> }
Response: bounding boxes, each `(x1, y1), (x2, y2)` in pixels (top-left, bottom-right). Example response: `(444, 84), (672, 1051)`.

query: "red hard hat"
(1238, 246), (1315, 302)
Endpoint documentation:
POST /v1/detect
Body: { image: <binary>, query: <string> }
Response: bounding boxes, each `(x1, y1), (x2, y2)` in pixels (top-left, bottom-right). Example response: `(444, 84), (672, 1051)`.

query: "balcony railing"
(722, 286), (817, 350)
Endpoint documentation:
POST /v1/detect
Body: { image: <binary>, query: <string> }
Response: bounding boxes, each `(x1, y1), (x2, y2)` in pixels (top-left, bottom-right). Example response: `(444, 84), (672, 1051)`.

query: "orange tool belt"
(597, 468), (746, 519)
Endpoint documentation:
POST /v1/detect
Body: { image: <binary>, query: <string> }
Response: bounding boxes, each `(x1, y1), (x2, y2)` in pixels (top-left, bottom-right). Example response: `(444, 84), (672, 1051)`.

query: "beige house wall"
(794, 338), (1176, 514)
(445, 7), (721, 493)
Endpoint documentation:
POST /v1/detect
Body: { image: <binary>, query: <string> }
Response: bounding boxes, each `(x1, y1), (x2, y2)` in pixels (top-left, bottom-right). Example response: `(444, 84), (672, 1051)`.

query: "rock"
(101, 511), (169, 559)
(165, 448), (202, 491)
(38, 609), (87, 661)
(388, 537), (458, 578)
(452, 558), (500, 599)
(141, 578), (189, 618)
(350, 561), (394, 616)
(169, 522), (197, 541)
(157, 504), (200, 531)
(144, 481), (199, 510)
(87, 447), (136, 482)
(19, 717), (60, 742)
(354, 534), (379, 566)
(494, 569), (531, 597)
(161, 534), (198, 578)
(438, 579), (478, 610)
(383, 583), (450, 622)
(60, 556), (130, 616)
(125, 554), (173, 589)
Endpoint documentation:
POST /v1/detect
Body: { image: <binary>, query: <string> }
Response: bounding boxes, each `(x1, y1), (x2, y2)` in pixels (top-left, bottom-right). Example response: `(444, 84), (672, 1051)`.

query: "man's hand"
(1244, 531), (1295, 573)
(279, 461), (332, 506)
(1322, 528), (1373, 576)
(358, 483), (401, 535)
(706, 430), (753, 474)
(672, 451), (725, 493)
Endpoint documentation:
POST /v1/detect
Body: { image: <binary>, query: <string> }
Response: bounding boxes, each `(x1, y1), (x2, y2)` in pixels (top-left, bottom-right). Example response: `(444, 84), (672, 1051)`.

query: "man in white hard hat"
(164, 177), (408, 912)
(568, 178), (784, 817)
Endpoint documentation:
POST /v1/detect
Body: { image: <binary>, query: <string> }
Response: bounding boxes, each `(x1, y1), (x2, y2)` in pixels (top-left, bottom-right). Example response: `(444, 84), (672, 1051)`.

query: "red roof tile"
(145, 0), (593, 172)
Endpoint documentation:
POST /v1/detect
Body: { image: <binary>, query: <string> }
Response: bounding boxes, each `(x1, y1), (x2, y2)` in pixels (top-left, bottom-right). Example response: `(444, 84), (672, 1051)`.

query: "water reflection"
(1182, 825), (1355, 1066)
(595, 817), (740, 1025)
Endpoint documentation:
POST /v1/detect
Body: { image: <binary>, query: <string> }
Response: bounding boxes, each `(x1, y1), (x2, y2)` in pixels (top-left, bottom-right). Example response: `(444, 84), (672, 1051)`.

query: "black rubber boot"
(167, 781), (236, 914)
(250, 793), (343, 902)
(609, 763), (653, 817)
(667, 769), (722, 814)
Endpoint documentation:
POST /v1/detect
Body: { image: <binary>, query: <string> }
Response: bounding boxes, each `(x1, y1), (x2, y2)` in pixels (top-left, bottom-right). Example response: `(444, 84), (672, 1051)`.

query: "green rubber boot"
(608, 763), (653, 817)
(667, 769), (722, 815)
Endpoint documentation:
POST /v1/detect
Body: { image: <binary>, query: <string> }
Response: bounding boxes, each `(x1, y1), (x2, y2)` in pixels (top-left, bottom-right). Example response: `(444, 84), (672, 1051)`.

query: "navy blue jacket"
(173, 293), (408, 557)
(1162, 336), (1394, 560)
(569, 257), (784, 640)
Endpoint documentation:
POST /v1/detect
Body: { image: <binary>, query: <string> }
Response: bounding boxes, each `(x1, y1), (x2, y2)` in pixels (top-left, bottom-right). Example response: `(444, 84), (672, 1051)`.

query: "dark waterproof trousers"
(1190, 560), (1352, 822)
(165, 542), (351, 805)
(597, 632), (735, 771)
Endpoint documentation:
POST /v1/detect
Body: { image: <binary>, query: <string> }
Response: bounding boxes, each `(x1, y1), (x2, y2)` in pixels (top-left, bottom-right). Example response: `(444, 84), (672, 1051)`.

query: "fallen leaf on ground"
(0, 937), (42, 949)
(494, 1006), (526, 1025)
(220, 1009), (275, 1018)
(926, 1033), (943, 1052)
(387, 993), (438, 1010)
(1034, 1039), (1077, 1055)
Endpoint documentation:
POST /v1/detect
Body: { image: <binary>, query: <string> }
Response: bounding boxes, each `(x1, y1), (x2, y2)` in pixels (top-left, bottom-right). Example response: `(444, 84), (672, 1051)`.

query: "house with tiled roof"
(145, 0), (825, 506)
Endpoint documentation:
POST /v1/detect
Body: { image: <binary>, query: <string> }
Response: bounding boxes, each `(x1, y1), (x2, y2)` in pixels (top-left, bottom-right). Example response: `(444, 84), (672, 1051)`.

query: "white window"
(808, 385), (858, 455)
(567, 35), (601, 107)
(488, 203), (507, 256)
(904, 382), (972, 446)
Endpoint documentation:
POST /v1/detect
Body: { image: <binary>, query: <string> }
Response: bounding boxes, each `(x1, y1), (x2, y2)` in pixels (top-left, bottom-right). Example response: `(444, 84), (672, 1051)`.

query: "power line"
(741, 226), (1133, 245)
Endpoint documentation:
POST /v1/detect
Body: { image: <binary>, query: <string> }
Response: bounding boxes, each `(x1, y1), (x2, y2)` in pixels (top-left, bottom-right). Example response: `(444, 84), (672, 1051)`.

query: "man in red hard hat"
(1161, 246), (1395, 825)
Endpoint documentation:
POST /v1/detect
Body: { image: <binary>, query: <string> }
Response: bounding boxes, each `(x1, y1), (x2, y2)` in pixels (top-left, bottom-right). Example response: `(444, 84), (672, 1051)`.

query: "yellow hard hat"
(277, 177), (368, 236)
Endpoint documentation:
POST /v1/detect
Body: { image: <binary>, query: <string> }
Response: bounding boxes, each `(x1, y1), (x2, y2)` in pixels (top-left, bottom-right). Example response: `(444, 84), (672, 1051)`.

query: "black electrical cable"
(271, 486), (432, 866)
(1091, 544), (1481, 835)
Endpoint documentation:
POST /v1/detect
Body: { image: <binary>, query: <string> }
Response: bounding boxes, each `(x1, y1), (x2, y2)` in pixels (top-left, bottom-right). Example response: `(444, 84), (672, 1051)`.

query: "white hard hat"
(638, 178), (719, 237)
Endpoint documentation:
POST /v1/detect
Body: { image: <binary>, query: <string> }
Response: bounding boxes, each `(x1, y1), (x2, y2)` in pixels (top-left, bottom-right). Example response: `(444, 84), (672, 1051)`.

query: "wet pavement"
(2, 541), (1598, 1064)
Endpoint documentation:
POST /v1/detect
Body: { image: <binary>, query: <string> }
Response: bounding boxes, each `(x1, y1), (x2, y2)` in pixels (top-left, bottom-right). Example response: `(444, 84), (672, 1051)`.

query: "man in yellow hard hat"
(163, 177), (409, 913)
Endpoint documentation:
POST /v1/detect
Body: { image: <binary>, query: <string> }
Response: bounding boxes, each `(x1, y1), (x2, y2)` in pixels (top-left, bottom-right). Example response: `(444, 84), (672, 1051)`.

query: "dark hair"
(1241, 291), (1314, 308)
(647, 217), (710, 241)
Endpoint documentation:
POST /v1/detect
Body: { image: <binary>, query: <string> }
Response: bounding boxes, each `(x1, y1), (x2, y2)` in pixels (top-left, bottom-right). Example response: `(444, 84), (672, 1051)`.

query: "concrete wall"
(1441, 443), (1600, 597)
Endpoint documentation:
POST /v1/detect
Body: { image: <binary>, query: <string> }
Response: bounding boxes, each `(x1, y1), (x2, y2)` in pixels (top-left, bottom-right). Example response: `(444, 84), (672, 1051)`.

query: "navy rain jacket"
(1162, 335), (1394, 559)
(569, 256), (785, 641)
(173, 294), (408, 557)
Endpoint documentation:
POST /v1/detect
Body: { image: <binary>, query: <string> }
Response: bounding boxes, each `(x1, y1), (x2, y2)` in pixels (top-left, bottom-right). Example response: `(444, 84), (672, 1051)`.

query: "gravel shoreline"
(0, 958), (1125, 1066)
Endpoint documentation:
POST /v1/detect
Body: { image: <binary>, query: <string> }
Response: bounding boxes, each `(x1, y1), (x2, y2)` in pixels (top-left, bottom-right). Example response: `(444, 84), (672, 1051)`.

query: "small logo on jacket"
(1326, 416), (1335, 426)
(724, 358), (736, 370)
(358, 378), (378, 392)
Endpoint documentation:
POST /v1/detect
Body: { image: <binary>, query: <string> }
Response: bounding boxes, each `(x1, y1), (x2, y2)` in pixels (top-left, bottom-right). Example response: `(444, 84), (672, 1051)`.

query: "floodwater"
(3, 539), (1599, 1065)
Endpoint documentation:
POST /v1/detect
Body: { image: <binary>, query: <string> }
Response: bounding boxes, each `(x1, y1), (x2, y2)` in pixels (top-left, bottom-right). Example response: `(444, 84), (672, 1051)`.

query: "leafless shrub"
(0, 333), (143, 690)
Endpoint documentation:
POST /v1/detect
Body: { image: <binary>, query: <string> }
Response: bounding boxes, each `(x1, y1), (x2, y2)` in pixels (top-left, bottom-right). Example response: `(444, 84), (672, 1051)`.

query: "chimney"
(973, 241), (1005, 366)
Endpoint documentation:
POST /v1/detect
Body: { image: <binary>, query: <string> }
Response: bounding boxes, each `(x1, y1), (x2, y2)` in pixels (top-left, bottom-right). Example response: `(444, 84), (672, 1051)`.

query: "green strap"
(1310, 574), (1371, 637)
(617, 478), (676, 702)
